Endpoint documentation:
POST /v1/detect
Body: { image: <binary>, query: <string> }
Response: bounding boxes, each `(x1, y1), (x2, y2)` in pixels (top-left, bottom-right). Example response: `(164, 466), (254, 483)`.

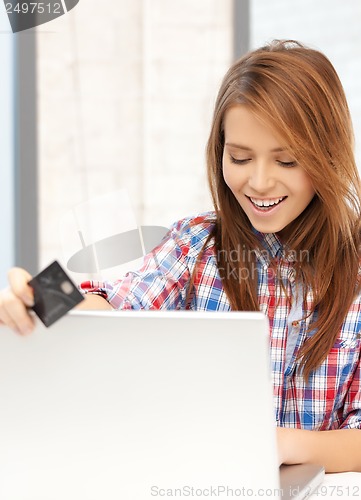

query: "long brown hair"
(204, 40), (361, 379)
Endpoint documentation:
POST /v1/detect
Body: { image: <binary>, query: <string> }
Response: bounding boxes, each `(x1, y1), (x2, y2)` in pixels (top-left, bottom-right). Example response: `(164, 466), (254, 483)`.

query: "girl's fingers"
(0, 267), (36, 334)
(7, 267), (34, 307)
(0, 287), (35, 335)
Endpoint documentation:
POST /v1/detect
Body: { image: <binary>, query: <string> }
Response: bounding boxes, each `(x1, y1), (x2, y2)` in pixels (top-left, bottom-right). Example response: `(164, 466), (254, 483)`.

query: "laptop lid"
(0, 310), (317, 499)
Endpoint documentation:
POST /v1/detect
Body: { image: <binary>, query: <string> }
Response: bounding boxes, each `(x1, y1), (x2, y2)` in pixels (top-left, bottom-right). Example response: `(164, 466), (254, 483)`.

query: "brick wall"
(37, 0), (233, 272)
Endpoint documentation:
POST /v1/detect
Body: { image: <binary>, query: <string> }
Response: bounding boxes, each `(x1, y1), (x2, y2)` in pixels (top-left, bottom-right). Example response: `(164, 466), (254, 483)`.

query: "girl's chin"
(250, 222), (287, 235)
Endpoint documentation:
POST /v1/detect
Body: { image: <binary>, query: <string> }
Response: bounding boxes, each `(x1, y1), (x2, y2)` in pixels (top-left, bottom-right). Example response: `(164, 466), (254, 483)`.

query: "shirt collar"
(252, 228), (295, 268)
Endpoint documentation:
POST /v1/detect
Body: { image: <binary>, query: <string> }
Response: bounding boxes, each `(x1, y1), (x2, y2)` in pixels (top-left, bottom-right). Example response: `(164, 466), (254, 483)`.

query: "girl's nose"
(247, 163), (276, 194)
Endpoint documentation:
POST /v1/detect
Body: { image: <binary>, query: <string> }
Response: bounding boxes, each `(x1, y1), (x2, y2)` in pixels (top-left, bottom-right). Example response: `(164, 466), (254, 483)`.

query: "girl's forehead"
(223, 105), (290, 150)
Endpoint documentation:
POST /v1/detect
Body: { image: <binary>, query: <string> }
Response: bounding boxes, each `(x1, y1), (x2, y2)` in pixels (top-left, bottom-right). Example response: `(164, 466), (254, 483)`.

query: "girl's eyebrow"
(225, 142), (286, 153)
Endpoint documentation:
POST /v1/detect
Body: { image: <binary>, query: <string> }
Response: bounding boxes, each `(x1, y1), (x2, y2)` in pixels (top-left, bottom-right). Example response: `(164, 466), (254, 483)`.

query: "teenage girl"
(1, 40), (361, 472)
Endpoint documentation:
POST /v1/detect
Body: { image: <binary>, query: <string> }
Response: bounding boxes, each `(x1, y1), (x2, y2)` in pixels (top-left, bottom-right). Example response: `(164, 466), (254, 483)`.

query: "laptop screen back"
(0, 310), (280, 500)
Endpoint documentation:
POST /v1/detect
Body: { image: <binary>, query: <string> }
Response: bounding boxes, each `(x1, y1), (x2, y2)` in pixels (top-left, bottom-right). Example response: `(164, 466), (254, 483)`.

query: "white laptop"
(0, 310), (324, 499)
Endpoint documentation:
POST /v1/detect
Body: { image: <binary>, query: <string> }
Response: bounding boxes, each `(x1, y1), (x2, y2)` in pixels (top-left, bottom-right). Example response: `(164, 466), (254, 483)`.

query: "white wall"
(37, 0), (233, 270)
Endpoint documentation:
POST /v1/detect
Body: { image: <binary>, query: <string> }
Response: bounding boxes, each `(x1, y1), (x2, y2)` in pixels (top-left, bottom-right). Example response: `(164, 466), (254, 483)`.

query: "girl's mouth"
(246, 195), (287, 214)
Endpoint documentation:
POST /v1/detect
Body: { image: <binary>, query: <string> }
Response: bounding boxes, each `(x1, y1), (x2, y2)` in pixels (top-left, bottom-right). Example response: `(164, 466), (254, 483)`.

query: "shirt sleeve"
(79, 220), (193, 310)
(339, 349), (361, 429)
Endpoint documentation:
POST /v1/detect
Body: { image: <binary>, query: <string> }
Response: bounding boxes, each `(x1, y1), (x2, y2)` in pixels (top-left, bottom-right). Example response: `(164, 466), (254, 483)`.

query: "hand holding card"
(28, 261), (84, 327)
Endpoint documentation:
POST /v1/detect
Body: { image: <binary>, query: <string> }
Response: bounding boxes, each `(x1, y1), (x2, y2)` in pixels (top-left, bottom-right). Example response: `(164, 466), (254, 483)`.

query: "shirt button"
(292, 320), (299, 327)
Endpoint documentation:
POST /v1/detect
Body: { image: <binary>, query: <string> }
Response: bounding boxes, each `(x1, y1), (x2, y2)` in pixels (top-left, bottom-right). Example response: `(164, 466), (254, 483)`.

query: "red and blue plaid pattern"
(81, 212), (361, 430)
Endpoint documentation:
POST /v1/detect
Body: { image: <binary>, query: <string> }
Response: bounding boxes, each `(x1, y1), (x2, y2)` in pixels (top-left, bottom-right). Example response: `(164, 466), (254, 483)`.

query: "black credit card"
(28, 261), (84, 327)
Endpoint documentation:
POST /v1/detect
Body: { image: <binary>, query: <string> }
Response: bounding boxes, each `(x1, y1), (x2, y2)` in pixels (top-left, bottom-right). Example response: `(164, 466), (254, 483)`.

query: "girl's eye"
(277, 160), (298, 168)
(230, 156), (250, 165)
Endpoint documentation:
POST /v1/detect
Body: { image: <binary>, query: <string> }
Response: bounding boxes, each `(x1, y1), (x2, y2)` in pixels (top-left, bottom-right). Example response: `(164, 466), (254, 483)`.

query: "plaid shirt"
(81, 212), (361, 431)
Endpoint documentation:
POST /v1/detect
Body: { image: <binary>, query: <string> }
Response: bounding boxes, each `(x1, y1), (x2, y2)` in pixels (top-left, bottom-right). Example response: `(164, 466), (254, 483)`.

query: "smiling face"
(222, 105), (315, 234)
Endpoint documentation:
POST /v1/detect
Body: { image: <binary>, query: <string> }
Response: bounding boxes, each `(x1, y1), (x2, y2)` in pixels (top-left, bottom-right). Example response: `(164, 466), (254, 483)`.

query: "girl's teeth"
(250, 197), (284, 207)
